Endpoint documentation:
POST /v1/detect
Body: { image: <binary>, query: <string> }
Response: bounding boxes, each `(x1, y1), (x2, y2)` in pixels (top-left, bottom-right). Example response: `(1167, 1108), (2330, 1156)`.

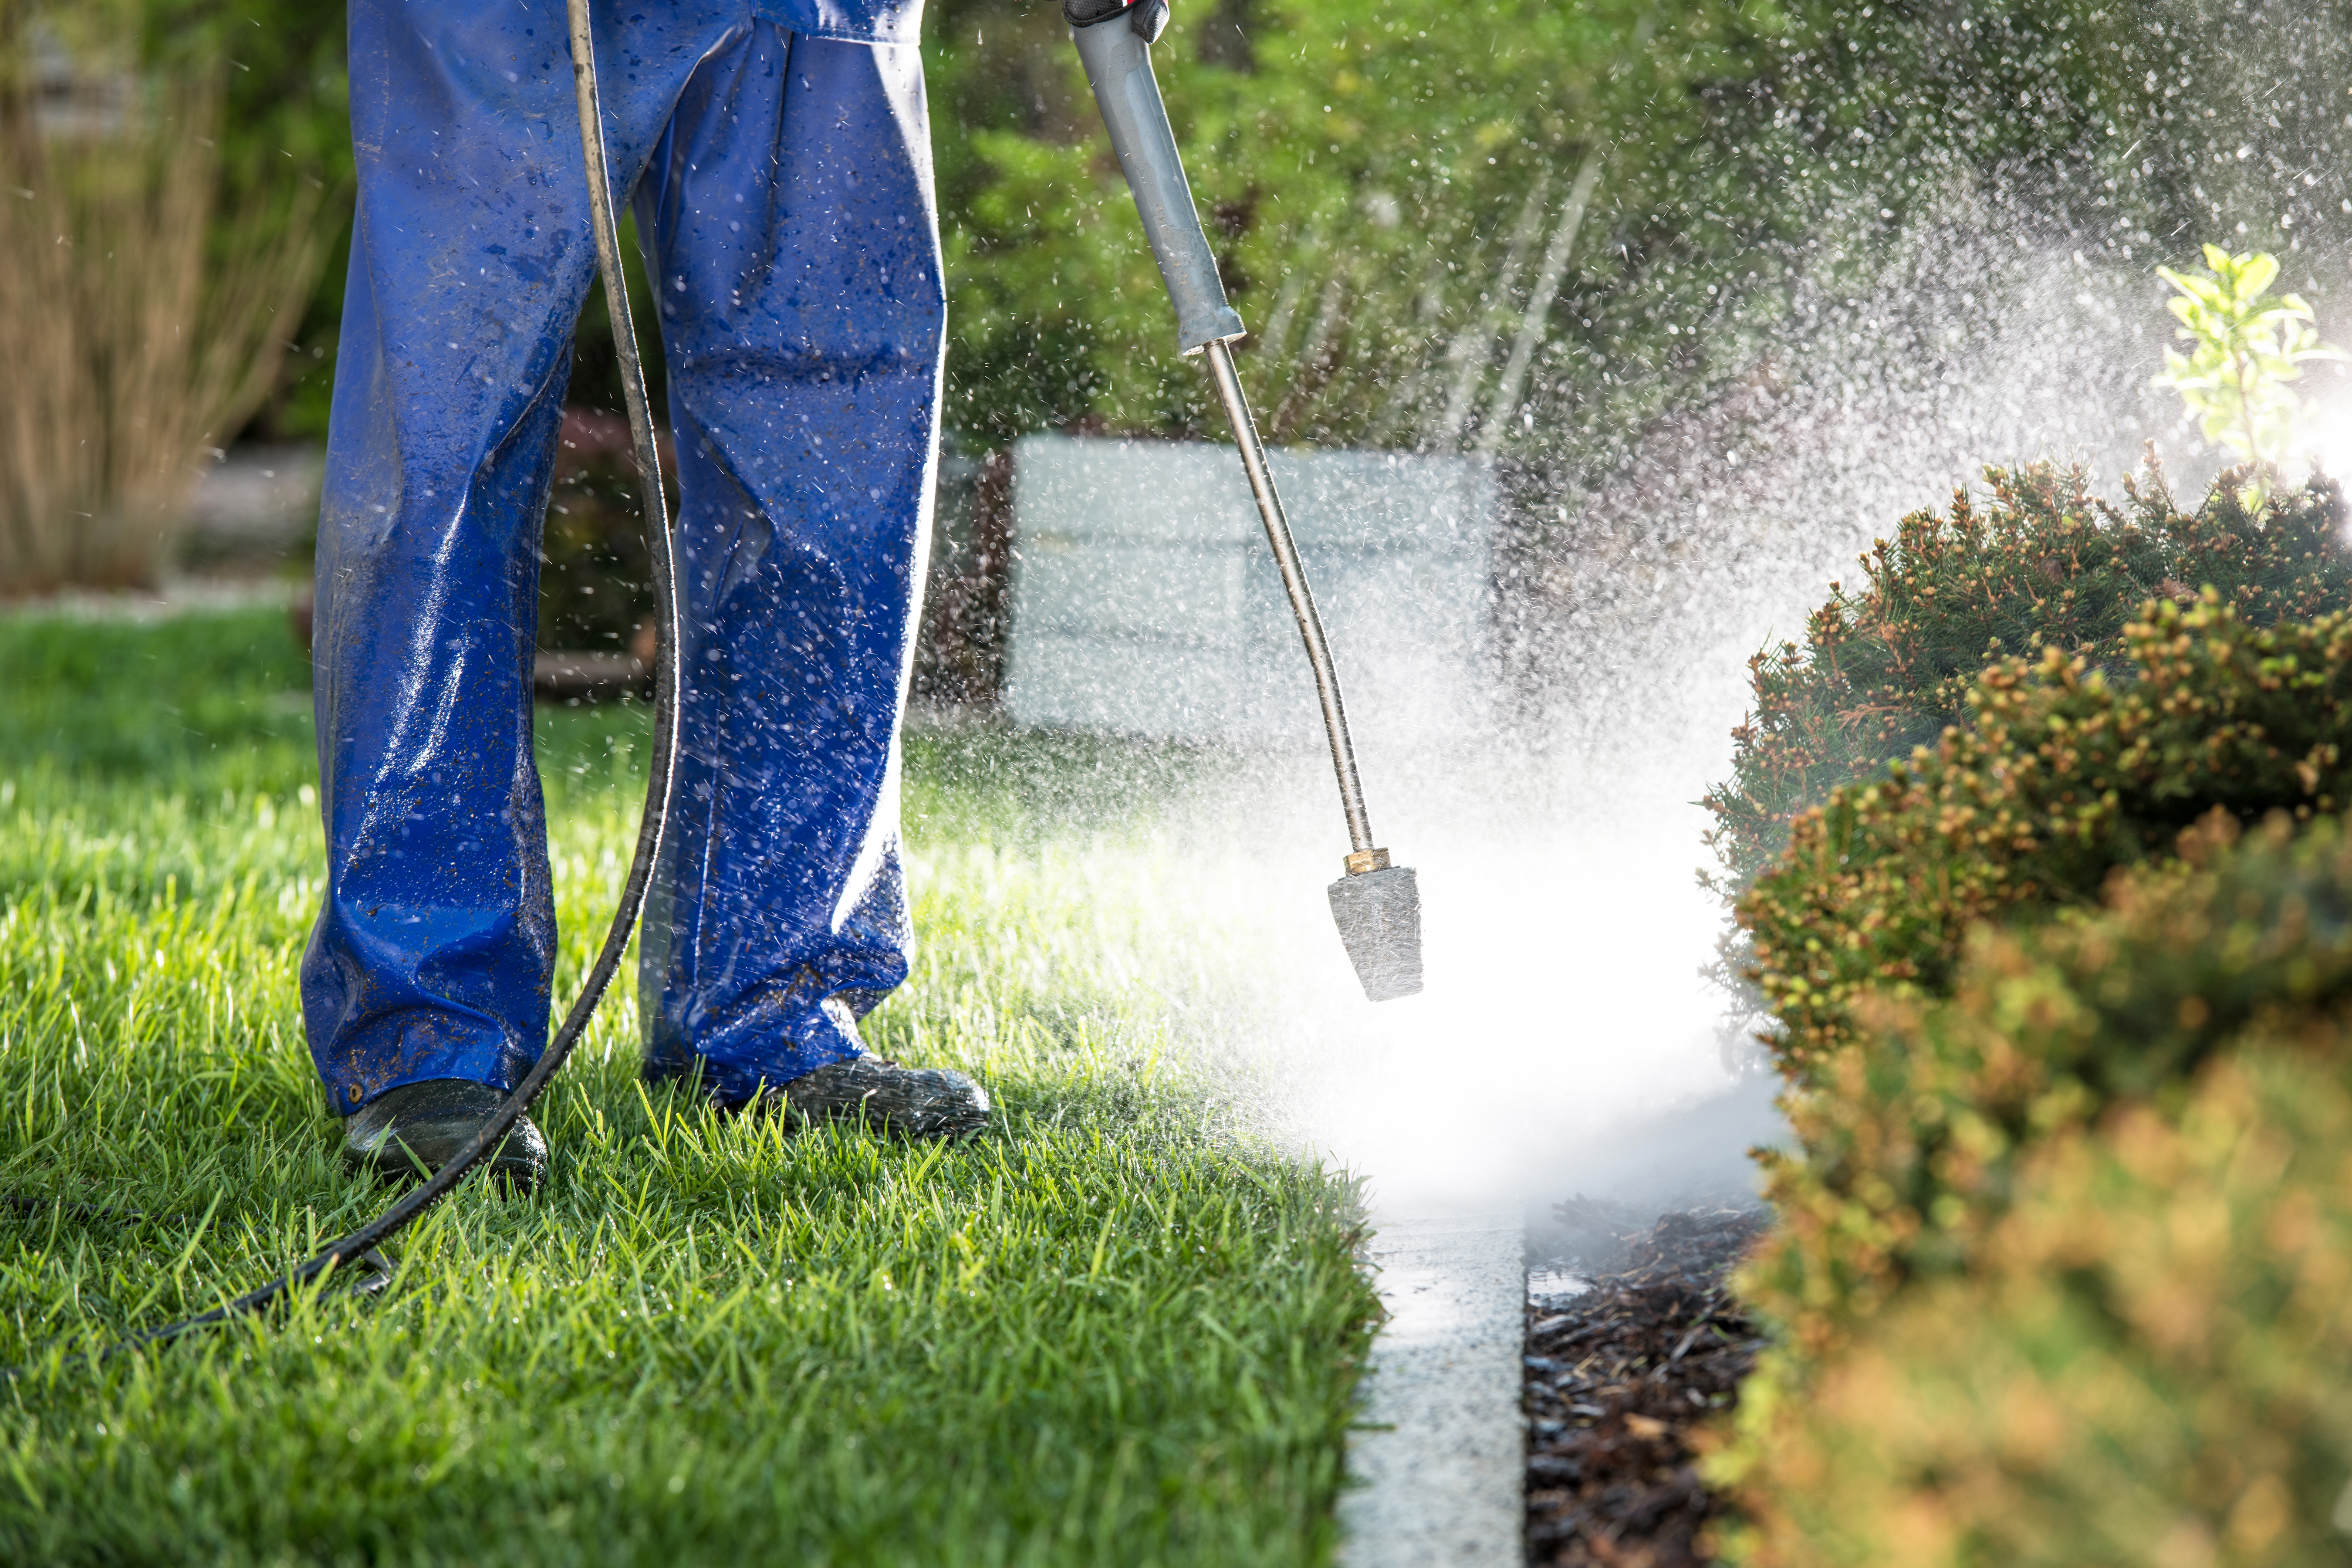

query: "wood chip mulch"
(1523, 1205), (1771, 1568)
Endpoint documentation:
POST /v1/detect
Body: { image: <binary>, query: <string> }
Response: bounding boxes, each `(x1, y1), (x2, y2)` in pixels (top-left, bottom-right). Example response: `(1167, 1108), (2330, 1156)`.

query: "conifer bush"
(1743, 810), (2352, 1355)
(1740, 598), (2352, 1079)
(1704, 463), (2351, 892)
(1694, 419), (2352, 1563)
(1716, 816), (2352, 1566)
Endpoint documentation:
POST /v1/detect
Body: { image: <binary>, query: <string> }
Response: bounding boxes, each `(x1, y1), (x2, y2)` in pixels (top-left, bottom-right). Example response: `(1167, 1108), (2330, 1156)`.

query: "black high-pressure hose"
(8, 3), (682, 1370)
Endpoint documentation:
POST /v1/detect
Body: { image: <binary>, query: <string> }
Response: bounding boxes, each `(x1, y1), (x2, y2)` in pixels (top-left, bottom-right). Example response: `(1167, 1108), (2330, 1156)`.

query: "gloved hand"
(1064, 0), (1169, 43)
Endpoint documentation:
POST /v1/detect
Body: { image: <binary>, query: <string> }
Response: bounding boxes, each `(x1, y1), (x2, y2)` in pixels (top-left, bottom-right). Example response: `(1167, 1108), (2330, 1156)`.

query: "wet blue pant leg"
(303, 0), (939, 1113)
(633, 34), (945, 1105)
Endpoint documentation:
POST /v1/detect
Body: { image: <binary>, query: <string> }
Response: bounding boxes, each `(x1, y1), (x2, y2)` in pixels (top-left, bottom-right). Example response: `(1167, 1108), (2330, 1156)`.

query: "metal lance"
(1068, 0), (1422, 1002)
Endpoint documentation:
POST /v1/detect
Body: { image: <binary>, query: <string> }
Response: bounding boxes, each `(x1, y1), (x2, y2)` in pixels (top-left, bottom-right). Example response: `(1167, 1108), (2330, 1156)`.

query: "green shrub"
(1739, 598), (2352, 1078)
(1714, 818), (2352, 1565)
(1704, 465), (2351, 894)
(1743, 811), (2352, 1352)
(1705, 453), (2352, 1567)
(1720, 616), (2352, 1556)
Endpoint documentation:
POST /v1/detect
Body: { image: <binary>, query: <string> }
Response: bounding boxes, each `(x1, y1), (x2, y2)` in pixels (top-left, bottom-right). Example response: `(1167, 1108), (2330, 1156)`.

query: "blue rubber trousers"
(302, 0), (943, 1112)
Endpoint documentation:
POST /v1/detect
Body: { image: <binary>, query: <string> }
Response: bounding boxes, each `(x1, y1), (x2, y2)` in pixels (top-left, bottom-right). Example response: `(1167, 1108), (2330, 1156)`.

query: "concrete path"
(1338, 1212), (1525, 1568)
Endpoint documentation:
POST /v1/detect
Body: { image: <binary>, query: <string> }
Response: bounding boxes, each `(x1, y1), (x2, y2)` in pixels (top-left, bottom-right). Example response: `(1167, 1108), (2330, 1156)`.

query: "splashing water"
(985, 206), (2352, 1224)
(911, 0), (2352, 1224)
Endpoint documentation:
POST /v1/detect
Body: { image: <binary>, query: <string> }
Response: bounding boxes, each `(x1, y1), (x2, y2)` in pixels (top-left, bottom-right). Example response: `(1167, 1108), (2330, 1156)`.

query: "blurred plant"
(0, 19), (325, 593)
(134, 0), (354, 440)
(2153, 245), (2345, 508)
(1713, 814), (2352, 1566)
(928, 0), (2352, 473)
(537, 409), (662, 653)
(927, 0), (1802, 453)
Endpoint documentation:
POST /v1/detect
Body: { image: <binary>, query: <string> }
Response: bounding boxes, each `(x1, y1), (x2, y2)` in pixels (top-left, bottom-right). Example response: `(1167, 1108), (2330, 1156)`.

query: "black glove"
(1064, 0), (1169, 43)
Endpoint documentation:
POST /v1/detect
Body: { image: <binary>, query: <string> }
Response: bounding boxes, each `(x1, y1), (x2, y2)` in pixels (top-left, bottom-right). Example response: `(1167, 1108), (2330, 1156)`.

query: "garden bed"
(1523, 1206), (1768, 1567)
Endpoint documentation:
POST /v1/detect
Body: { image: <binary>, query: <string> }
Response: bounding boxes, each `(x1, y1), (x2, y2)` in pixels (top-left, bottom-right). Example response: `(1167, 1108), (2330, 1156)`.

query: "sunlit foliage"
(1735, 593), (2352, 1074)
(929, 0), (2352, 464)
(2155, 245), (2347, 504)
(1704, 464), (2352, 897)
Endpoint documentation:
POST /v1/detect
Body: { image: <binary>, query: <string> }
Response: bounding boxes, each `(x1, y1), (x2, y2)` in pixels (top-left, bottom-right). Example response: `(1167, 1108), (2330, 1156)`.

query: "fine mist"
(914, 0), (2352, 1225)
(1089, 206), (2352, 1228)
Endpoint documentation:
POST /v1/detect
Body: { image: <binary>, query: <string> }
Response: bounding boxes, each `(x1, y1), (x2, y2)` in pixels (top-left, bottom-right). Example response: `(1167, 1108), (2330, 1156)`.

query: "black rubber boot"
(339, 1079), (547, 1188)
(767, 1057), (991, 1141)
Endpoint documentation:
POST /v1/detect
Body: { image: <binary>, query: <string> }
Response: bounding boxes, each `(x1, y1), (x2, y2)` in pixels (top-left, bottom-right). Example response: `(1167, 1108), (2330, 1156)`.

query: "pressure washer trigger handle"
(1069, 8), (1245, 355)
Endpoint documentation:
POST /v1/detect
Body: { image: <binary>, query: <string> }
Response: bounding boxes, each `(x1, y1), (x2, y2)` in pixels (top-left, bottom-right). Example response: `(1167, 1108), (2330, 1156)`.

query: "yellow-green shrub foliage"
(1716, 825), (2352, 1563)
(1740, 599), (2352, 1080)
(1723, 1051), (2352, 1567)
(1741, 811), (2352, 1358)
(1706, 466), (2350, 893)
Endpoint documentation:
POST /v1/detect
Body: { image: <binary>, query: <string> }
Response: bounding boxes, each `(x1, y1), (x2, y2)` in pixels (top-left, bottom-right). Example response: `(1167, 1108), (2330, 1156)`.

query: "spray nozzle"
(1329, 852), (1423, 1002)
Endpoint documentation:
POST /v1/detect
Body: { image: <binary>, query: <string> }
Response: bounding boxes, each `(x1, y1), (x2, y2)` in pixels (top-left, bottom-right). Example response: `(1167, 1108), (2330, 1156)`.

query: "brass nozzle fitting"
(1343, 847), (1392, 876)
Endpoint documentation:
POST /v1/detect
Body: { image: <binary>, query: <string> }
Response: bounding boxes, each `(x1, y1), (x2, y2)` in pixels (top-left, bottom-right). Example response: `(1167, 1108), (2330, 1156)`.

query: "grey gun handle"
(1070, 20), (1245, 355)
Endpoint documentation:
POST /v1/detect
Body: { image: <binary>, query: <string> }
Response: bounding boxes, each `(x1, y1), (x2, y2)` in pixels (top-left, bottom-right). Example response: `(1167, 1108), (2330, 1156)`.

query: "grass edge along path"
(0, 605), (1380, 1567)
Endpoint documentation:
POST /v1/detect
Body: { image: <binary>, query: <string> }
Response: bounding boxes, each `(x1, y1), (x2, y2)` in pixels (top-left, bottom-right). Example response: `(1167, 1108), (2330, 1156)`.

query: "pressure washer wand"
(1067, 0), (1421, 1002)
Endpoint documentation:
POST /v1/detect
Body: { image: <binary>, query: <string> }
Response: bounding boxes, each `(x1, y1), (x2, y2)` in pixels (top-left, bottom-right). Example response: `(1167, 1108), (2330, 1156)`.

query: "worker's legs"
(305, 0), (944, 1119)
(631, 31), (945, 1105)
(301, 0), (751, 1111)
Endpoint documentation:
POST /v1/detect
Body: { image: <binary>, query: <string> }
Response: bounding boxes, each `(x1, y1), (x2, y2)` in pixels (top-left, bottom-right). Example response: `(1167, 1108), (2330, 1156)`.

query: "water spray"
(1067, 0), (1424, 1002)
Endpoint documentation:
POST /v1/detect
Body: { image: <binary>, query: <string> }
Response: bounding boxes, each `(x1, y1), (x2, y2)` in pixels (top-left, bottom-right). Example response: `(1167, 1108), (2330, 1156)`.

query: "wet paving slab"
(1340, 1212), (1526, 1567)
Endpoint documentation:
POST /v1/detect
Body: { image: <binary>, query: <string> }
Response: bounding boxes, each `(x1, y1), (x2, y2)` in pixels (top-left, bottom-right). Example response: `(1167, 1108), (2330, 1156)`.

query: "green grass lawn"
(0, 604), (1377, 1566)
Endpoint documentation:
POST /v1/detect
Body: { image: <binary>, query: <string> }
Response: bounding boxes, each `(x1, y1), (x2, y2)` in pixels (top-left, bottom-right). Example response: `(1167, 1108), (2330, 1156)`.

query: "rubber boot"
(340, 1079), (547, 1188)
(767, 1058), (991, 1141)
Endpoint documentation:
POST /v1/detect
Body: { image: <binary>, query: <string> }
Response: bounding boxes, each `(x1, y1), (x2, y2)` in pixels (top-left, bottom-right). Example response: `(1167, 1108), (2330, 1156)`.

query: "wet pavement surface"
(1341, 1213), (1524, 1567)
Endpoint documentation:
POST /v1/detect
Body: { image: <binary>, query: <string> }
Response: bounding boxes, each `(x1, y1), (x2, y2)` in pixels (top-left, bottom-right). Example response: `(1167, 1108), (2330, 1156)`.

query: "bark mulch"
(1523, 1204), (1771, 1568)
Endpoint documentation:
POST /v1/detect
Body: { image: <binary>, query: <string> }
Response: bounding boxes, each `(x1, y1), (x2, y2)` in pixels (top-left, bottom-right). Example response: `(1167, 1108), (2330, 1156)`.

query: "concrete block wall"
(1002, 434), (1495, 745)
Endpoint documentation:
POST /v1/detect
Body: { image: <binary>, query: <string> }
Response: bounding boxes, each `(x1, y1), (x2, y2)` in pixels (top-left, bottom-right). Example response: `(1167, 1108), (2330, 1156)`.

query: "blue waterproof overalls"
(302, 0), (941, 1111)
